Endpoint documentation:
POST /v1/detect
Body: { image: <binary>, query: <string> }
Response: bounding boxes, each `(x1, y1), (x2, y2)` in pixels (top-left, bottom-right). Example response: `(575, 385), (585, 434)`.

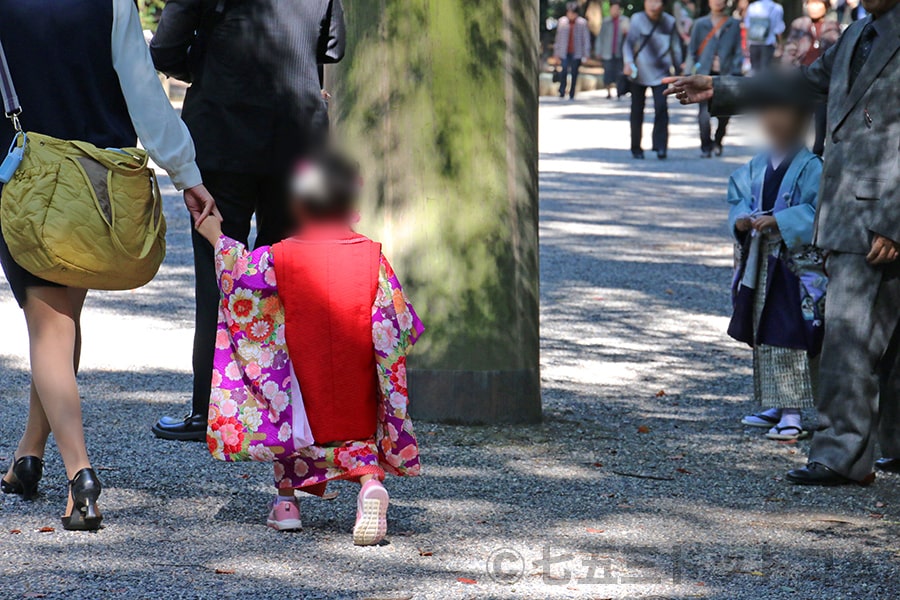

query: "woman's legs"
(22, 287), (92, 485)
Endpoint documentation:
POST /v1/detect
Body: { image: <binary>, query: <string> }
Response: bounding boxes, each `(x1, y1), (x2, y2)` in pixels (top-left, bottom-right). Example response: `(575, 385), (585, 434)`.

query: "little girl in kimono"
(727, 106), (826, 441)
(197, 153), (423, 546)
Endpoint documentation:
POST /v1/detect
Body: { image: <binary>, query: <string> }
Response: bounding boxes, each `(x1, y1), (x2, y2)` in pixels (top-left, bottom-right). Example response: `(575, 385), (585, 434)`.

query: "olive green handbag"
(0, 38), (165, 291)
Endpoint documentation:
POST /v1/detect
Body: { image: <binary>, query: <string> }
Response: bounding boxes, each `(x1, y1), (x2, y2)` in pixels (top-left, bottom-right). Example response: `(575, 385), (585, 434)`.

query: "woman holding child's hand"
(0, 0), (210, 531)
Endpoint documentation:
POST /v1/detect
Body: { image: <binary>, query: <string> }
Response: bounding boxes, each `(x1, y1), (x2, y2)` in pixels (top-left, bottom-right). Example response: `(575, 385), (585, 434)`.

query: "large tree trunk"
(330, 0), (541, 424)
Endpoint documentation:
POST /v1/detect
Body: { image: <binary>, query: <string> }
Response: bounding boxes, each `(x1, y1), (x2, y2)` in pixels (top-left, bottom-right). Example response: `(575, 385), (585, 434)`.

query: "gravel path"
(1, 93), (899, 600)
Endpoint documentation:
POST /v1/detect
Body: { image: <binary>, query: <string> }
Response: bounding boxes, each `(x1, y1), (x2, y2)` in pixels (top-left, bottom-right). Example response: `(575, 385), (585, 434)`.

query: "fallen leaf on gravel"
(38, 527), (54, 533)
(655, 390), (667, 397)
(669, 454), (685, 460)
(869, 513), (885, 519)
(456, 577), (477, 585)
(214, 568), (235, 575)
(23, 594), (47, 598)
(750, 571), (765, 576)
(592, 462), (603, 468)
(876, 502), (886, 508)
(9, 530), (21, 534)
(765, 497), (785, 502)
(665, 289), (674, 295)
(418, 547), (433, 557)
(675, 468), (692, 475)
(637, 425), (651, 434)
(238, 474), (250, 479)
(586, 528), (605, 534)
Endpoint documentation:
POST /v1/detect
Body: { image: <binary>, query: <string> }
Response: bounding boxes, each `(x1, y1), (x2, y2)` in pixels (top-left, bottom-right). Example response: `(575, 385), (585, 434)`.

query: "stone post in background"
(331, 0), (541, 424)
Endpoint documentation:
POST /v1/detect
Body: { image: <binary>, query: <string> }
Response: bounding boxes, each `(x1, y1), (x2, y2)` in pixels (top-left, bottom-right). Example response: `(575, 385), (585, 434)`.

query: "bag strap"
(632, 18), (662, 61)
(696, 17), (730, 59)
(0, 38), (23, 131)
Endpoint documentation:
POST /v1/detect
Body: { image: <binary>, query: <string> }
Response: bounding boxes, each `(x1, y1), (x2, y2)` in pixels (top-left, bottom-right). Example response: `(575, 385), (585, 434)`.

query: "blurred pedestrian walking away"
(195, 153), (422, 546)
(149, 0), (345, 442)
(686, 0), (743, 157)
(0, 0), (211, 530)
(727, 108), (825, 442)
(745, 0), (786, 72)
(554, 2), (592, 99)
(596, 0), (631, 99)
(665, 0), (900, 486)
(782, 0), (840, 155)
(623, 0), (682, 159)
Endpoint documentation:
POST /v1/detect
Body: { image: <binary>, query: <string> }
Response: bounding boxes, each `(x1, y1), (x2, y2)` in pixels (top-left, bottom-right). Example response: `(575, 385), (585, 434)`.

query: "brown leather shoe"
(786, 462), (875, 487)
(875, 458), (900, 474)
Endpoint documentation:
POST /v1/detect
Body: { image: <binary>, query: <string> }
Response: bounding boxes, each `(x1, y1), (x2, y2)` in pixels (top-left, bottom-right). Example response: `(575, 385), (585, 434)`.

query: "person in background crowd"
(554, 2), (592, 100)
(623, 0), (682, 159)
(729, 107), (825, 442)
(745, 0), (786, 72)
(734, 0), (753, 73)
(0, 0), (213, 531)
(665, 0), (900, 486)
(595, 0), (631, 99)
(686, 0), (744, 157)
(782, 0), (840, 155)
(674, 0), (698, 58)
(837, 0), (869, 25)
(149, 0), (345, 442)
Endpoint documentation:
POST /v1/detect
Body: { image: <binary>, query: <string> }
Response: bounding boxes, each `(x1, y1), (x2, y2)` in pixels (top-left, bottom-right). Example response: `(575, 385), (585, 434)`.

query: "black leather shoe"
(786, 462), (874, 487)
(61, 468), (102, 531)
(656, 150), (667, 160)
(700, 150), (712, 158)
(632, 150), (645, 159)
(875, 458), (900, 474)
(152, 414), (206, 441)
(1, 456), (43, 500)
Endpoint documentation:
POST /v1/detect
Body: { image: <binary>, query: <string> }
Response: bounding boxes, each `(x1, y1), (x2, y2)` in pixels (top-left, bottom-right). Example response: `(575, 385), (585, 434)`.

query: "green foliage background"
(139, 0), (167, 32)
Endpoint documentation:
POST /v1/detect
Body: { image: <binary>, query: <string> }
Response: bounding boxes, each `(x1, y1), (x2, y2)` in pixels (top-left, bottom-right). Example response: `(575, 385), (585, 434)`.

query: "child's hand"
(751, 216), (779, 234)
(735, 217), (753, 232)
(196, 211), (224, 246)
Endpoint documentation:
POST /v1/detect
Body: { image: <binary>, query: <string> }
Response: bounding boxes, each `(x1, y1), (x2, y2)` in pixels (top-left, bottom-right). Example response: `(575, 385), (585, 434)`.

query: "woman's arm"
(110, 0), (202, 191)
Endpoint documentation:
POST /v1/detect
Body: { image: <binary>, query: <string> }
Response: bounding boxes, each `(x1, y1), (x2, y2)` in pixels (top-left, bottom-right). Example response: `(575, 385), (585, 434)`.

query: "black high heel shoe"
(61, 468), (103, 531)
(0, 456), (43, 500)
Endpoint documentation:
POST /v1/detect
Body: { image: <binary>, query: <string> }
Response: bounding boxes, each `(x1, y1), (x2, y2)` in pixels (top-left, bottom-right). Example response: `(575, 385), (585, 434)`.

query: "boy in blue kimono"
(727, 106), (826, 441)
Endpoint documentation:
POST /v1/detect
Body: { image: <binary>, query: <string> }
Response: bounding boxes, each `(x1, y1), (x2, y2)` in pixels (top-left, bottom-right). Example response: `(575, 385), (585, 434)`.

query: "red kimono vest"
(272, 229), (382, 445)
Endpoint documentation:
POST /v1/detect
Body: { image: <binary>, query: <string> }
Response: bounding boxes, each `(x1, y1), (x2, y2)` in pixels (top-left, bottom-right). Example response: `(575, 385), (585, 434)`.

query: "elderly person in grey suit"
(595, 0), (630, 99)
(623, 0), (682, 159)
(554, 2), (592, 99)
(686, 0), (743, 157)
(665, 0), (900, 486)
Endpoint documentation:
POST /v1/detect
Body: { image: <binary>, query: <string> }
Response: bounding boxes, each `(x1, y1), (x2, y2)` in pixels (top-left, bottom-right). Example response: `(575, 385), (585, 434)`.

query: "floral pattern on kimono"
(208, 236), (423, 492)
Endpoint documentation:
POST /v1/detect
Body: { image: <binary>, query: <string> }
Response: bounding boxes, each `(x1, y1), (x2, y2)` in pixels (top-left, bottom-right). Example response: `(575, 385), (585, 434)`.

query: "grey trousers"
(810, 252), (900, 481)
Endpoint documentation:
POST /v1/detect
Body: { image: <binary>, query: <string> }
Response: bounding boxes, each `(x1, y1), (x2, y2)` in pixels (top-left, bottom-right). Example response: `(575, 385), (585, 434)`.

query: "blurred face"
(806, 0), (828, 20)
(862, 0), (898, 15)
(645, 0), (664, 19)
(760, 108), (809, 152)
(710, 0), (728, 13)
(610, 4), (622, 17)
(567, 8), (578, 19)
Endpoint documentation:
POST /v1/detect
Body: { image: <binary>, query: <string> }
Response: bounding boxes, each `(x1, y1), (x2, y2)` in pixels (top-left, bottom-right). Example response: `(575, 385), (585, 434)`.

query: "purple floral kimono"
(207, 236), (423, 494)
